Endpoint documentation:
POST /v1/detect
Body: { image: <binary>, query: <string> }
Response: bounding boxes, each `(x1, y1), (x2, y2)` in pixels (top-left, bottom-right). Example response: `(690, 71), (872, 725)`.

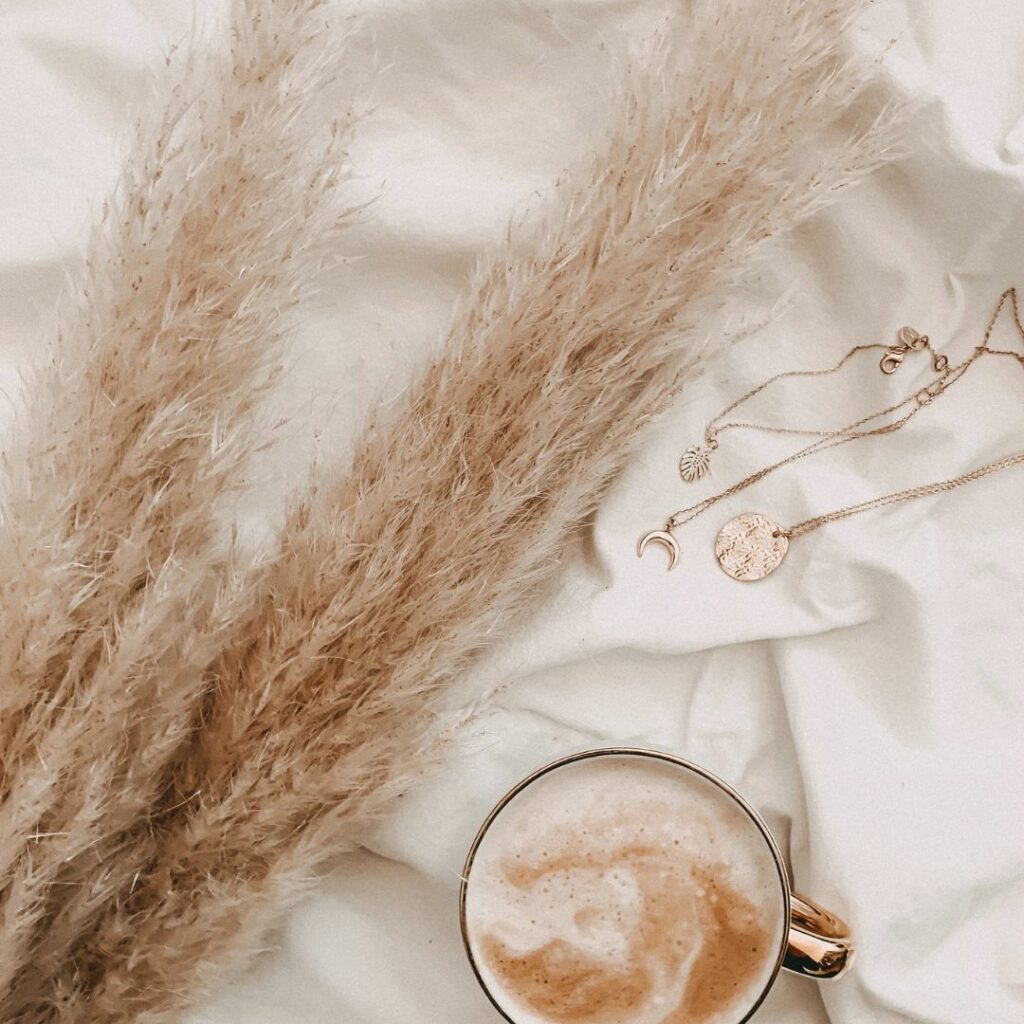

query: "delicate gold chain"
(668, 358), (964, 529)
(700, 334), (945, 449)
(662, 288), (1024, 534)
(780, 450), (1024, 539)
(775, 288), (1024, 538)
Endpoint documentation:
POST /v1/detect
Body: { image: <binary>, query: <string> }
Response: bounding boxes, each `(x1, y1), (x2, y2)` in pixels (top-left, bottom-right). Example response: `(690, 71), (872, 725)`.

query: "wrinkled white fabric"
(1, 2), (1023, 1022)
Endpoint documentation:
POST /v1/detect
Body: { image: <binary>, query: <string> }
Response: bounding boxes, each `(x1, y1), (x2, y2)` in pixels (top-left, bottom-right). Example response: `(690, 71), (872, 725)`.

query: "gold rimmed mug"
(459, 747), (853, 1024)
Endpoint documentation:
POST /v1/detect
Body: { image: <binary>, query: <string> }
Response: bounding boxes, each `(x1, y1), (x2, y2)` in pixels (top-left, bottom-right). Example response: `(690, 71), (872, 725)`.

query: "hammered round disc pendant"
(679, 445), (711, 483)
(715, 513), (789, 581)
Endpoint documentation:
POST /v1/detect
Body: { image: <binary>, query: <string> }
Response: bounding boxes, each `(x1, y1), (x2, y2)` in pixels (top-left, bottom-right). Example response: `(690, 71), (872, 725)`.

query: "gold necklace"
(641, 342), (968, 565)
(678, 325), (949, 483)
(639, 289), (1024, 576)
(714, 449), (1024, 581)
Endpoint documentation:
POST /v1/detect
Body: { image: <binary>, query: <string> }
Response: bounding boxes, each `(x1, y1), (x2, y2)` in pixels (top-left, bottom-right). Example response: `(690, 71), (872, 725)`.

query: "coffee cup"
(460, 747), (852, 1024)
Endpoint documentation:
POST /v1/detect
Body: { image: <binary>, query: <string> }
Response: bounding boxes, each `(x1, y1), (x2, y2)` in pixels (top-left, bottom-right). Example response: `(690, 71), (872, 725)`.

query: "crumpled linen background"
(2, 1), (1023, 1022)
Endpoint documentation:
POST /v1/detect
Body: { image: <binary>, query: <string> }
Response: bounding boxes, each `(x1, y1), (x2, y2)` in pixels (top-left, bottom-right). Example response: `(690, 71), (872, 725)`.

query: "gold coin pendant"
(715, 513), (789, 581)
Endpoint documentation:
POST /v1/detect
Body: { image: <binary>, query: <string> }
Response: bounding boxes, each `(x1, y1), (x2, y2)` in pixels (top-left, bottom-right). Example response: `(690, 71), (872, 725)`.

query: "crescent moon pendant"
(637, 530), (680, 571)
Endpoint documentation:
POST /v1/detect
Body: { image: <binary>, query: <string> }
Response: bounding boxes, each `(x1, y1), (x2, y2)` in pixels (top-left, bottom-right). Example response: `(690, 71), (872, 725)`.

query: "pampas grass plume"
(0, 0), (362, 1017)
(16, 2), (901, 1020)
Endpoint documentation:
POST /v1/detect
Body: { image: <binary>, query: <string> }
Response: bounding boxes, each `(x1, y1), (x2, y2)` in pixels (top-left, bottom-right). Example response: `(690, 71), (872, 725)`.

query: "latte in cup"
(461, 752), (788, 1024)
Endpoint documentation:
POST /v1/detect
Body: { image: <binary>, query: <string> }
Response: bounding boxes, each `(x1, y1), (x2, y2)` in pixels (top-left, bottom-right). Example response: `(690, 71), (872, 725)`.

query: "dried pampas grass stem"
(0, 0), (361, 1017)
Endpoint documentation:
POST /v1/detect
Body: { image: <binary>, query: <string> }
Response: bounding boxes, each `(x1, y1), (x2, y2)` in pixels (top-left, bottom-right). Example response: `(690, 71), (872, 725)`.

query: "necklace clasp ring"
(880, 350), (904, 374)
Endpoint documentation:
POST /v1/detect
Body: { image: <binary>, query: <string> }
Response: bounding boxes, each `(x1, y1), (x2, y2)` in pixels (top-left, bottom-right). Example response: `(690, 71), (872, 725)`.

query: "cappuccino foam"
(463, 754), (786, 1024)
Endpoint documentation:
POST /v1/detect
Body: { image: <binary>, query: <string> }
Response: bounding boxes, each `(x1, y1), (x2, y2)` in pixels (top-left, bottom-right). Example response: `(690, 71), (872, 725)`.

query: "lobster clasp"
(881, 325), (928, 375)
(880, 349), (904, 374)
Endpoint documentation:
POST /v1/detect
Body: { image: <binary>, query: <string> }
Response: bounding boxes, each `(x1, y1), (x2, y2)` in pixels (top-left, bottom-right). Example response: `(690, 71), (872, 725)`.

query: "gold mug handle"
(783, 893), (854, 979)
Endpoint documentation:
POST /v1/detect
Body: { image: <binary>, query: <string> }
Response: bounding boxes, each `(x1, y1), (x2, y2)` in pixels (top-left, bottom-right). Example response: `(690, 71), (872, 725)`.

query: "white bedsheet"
(2, 2), (1023, 1022)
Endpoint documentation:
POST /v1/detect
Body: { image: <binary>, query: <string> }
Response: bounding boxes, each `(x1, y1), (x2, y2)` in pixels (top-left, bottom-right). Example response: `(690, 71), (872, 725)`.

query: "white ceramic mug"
(460, 747), (853, 1024)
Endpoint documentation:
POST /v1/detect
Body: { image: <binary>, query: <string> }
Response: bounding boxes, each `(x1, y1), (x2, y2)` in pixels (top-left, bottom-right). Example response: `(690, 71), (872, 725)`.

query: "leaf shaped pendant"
(679, 445), (711, 483)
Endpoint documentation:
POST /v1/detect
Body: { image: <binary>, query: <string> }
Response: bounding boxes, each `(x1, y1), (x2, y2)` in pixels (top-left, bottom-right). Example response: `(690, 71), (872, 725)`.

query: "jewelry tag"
(715, 513), (789, 581)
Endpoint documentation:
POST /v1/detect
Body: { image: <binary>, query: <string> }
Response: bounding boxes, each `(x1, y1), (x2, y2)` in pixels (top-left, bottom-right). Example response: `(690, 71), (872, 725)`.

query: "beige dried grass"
(0, 0), (362, 1017)
(0, 1), (899, 1020)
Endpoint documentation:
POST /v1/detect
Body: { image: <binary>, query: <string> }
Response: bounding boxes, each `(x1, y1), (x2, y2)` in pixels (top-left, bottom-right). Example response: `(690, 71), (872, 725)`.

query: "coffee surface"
(463, 754), (786, 1024)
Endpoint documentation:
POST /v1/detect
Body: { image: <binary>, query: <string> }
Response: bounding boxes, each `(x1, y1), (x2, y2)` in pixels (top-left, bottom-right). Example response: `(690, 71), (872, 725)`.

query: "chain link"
(668, 355), (967, 530)
(785, 450), (1024, 538)
(704, 342), (900, 445)
(699, 329), (948, 447)
(663, 288), (1024, 535)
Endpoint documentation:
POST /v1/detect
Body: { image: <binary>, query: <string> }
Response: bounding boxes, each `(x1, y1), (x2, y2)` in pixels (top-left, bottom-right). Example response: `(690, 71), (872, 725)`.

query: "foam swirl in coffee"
(463, 754), (786, 1024)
